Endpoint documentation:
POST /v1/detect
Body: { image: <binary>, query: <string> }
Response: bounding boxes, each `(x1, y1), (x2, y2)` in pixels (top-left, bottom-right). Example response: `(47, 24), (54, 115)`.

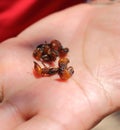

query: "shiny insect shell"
(58, 57), (74, 80)
(33, 40), (69, 62)
(33, 40), (74, 80)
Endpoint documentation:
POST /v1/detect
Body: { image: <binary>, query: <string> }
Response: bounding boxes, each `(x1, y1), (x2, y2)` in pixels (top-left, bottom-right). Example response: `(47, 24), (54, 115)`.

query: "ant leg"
(40, 59), (48, 68)
(34, 61), (42, 75)
(67, 66), (74, 75)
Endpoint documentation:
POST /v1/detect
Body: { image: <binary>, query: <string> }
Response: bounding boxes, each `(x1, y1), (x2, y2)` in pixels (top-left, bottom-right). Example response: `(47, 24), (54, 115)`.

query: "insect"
(34, 59), (74, 80)
(58, 57), (74, 80)
(33, 40), (69, 62)
(50, 40), (69, 56)
(58, 57), (70, 69)
(33, 48), (42, 61)
(41, 49), (59, 62)
(34, 61), (58, 76)
(58, 66), (74, 80)
(50, 40), (62, 51)
(33, 43), (50, 61)
(33, 40), (74, 80)
(59, 48), (69, 57)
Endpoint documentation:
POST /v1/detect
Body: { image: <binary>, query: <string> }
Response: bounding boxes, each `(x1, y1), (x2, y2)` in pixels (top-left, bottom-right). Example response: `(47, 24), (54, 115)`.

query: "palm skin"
(0, 3), (120, 130)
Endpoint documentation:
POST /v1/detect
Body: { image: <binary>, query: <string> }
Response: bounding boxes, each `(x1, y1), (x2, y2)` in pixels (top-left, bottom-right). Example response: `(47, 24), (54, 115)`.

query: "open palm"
(0, 4), (120, 130)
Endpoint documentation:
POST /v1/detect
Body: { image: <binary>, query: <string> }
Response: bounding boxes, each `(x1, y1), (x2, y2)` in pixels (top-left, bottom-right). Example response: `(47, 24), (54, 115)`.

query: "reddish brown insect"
(58, 57), (74, 80)
(50, 40), (62, 51)
(58, 66), (74, 80)
(50, 40), (69, 57)
(34, 61), (58, 76)
(33, 48), (42, 60)
(59, 47), (69, 57)
(33, 40), (74, 80)
(33, 40), (69, 62)
(33, 42), (59, 62)
(58, 57), (69, 69)
(41, 49), (59, 62)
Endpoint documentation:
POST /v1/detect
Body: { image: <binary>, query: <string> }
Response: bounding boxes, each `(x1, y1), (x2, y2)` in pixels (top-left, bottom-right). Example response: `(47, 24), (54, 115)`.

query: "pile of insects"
(33, 40), (74, 80)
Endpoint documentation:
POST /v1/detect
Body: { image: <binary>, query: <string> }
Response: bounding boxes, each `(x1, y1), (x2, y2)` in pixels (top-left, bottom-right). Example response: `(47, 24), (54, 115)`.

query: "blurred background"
(87, 0), (120, 4)
(93, 112), (120, 130)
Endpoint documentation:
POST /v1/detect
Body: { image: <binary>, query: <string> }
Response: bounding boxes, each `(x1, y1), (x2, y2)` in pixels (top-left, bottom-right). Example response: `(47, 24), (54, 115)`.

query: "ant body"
(58, 58), (74, 80)
(34, 61), (58, 76)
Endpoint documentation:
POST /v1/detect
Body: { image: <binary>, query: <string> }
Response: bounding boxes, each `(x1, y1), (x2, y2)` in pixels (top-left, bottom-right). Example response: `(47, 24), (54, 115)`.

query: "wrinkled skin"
(0, 3), (120, 130)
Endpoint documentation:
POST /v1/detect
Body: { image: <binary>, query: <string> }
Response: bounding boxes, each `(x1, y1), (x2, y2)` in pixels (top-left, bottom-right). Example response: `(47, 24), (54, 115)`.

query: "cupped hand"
(0, 3), (120, 130)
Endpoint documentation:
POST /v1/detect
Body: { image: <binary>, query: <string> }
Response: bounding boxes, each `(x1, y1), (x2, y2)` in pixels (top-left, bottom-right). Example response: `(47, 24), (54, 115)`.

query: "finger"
(0, 102), (24, 130)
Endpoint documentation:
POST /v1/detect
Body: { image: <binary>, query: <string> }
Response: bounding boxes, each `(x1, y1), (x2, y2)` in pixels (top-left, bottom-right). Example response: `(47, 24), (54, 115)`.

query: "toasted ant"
(58, 66), (74, 80)
(58, 58), (74, 80)
(58, 57), (70, 69)
(34, 43), (50, 61)
(33, 40), (74, 80)
(59, 47), (69, 57)
(34, 60), (74, 80)
(33, 40), (69, 63)
(42, 44), (50, 55)
(49, 50), (59, 61)
(50, 40), (62, 51)
(33, 48), (42, 60)
(50, 40), (69, 57)
(33, 41), (60, 62)
(36, 43), (49, 52)
(34, 61), (58, 76)
(33, 43), (49, 61)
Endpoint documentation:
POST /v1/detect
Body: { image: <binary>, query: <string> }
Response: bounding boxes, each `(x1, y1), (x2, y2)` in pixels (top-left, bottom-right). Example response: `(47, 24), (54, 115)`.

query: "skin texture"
(0, 3), (120, 130)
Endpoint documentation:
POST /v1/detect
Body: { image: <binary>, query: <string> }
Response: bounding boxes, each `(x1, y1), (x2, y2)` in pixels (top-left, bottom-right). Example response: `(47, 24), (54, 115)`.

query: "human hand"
(0, 3), (120, 130)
